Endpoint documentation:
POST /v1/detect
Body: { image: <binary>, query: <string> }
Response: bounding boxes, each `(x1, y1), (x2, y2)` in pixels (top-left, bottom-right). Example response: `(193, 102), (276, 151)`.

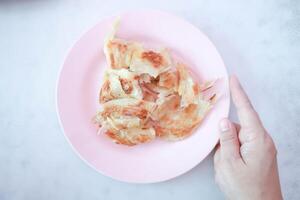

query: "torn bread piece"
(176, 63), (198, 107)
(105, 127), (156, 146)
(95, 98), (157, 145)
(130, 48), (172, 78)
(152, 90), (216, 141)
(99, 69), (143, 103)
(104, 19), (142, 69)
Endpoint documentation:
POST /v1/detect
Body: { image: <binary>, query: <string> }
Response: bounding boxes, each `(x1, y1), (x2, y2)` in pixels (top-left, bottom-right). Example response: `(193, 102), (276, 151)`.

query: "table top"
(0, 1), (299, 199)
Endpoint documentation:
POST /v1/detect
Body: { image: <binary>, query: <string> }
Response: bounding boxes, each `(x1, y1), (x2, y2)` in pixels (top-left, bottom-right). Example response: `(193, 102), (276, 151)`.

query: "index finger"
(230, 75), (263, 129)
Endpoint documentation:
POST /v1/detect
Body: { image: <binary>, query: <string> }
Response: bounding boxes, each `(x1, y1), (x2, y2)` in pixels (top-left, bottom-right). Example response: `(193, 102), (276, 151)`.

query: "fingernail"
(219, 119), (230, 132)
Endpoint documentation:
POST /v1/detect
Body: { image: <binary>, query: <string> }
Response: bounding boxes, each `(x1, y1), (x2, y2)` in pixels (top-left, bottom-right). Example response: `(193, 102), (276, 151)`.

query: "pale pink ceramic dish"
(56, 10), (229, 183)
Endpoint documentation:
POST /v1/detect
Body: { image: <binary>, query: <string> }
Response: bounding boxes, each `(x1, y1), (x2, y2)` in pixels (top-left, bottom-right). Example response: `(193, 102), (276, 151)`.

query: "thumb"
(219, 118), (241, 161)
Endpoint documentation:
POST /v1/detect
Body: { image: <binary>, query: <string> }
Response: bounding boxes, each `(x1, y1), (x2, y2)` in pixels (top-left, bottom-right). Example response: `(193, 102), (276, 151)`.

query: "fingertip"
(219, 118), (231, 133)
(218, 118), (241, 160)
(219, 118), (237, 143)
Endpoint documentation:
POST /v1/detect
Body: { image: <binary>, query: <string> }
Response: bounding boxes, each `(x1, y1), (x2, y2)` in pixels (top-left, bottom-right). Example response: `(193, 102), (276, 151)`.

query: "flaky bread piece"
(95, 98), (157, 145)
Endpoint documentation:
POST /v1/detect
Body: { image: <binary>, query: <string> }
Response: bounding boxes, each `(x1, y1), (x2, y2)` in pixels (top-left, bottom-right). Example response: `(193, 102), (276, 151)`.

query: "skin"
(214, 75), (283, 200)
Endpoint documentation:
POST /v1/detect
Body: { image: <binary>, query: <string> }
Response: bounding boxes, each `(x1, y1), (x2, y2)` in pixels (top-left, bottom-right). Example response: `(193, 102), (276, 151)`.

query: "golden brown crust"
(141, 51), (164, 68)
(105, 128), (155, 146)
(158, 70), (179, 90)
(105, 130), (136, 146)
(119, 78), (133, 94)
(99, 80), (112, 103)
(139, 82), (159, 102)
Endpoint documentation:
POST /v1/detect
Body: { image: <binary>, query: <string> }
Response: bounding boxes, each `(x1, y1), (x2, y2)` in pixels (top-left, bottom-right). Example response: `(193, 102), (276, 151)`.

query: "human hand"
(214, 76), (283, 200)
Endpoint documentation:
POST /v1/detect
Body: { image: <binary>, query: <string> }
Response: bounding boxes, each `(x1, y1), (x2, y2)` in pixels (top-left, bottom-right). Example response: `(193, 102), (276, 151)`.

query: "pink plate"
(57, 10), (229, 183)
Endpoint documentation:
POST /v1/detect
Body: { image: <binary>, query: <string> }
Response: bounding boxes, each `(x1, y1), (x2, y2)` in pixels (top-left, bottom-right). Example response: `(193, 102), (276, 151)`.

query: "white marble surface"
(0, 0), (299, 199)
